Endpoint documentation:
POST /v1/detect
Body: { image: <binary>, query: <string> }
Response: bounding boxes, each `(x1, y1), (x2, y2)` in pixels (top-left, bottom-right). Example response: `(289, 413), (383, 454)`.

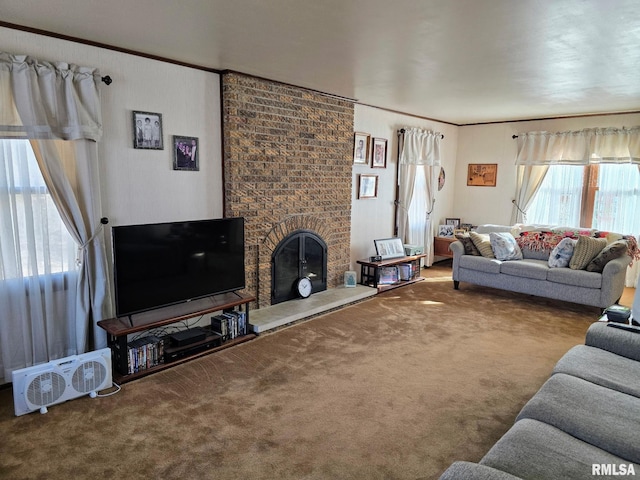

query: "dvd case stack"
(127, 335), (164, 374)
(210, 310), (247, 342)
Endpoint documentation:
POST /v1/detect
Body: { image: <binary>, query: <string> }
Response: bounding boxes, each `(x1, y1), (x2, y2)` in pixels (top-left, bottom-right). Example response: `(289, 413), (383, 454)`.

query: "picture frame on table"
(374, 237), (405, 260)
(353, 132), (370, 164)
(133, 111), (163, 150)
(446, 218), (461, 227)
(438, 224), (455, 237)
(371, 137), (388, 168)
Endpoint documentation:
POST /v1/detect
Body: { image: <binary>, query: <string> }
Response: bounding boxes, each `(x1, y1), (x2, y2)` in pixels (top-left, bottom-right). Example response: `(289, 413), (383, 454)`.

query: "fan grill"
(27, 372), (66, 407)
(71, 361), (107, 394)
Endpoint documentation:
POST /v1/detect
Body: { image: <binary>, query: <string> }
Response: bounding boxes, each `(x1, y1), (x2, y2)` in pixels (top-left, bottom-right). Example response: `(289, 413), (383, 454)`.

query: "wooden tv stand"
(98, 291), (255, 383)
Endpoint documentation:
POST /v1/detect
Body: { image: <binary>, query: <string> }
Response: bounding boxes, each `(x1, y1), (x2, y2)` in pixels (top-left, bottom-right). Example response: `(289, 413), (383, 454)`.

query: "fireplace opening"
(271, 230), (327, 305)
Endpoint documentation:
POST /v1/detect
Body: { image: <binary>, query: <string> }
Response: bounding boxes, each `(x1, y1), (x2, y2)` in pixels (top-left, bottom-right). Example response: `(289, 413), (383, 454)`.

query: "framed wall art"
(467, 163), (497, 186)
(358, 174), (378, 199)
(173, 135), (199, 171)
(446, 218), (461, 227)
(353, 132), (370, 164)
(371, 137), (388, 168)
(133, 111), (163, 150)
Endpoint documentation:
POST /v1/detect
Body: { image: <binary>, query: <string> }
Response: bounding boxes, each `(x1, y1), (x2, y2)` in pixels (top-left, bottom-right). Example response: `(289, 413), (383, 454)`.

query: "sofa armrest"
(439, 461), (523, 480)
(599, 254), (632, 307)
(450, 240), (465, 281)
(585, 321), (640, 362)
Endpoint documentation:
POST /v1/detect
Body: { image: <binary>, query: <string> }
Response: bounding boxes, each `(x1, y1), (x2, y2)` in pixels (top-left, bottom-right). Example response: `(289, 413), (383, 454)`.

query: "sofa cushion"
(569, 236), (607, 270)
(586, 239), (628, 273)
(459, 255), (502, 274)
(546, 267), (602, 289)
(499, 259), (549, 280)
(585, 322), (640, 363)
(439, 461), (523, 480)
(470, 232), (496, 258)
(489, 232), (523, 261)
(455, 232), (481, 256)
(548, 237), (576, 268)
(553, 344), (640, 398)
(480, 419), (636, 480)
(516, 373), (640, 465)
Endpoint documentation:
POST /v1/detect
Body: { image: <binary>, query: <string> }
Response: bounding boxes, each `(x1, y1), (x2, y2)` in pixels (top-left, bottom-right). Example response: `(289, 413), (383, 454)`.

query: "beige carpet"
(0, 267), (605, 480)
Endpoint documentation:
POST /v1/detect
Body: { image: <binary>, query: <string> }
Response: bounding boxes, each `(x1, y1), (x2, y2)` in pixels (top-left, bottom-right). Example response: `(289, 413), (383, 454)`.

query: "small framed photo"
(344, 271), (357, 288)
(358, 174), (378, 199)
(371, 137), (388, 168)
(438, 225), (454, 237)
(454, 228), (466, 236)
(133, 111), (163, 149)
(467, 163), (497, 186)
(353, 132), (370, 164)
(173, 136), (199, 171)
(446, 218), (461, 227)
(374, 237), (405, 260)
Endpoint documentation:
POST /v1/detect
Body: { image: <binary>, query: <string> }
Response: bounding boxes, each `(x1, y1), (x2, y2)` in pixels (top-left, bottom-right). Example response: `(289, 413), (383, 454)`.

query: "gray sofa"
(450, 225), (631, 309)
(439, 321), (640, 480)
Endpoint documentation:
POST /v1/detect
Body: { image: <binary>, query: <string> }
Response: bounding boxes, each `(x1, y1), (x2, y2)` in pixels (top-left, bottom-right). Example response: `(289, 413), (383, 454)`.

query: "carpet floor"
(0, 266), (605, 480)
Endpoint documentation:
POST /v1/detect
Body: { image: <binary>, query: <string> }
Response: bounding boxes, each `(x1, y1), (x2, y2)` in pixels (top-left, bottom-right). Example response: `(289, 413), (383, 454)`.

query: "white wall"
(0, 27), (223, 229)
(455, 112), (640, 226)
(351, 105), (458, 266)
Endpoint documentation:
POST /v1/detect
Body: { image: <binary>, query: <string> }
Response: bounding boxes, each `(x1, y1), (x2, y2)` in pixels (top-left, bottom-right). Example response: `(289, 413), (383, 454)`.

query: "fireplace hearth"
(271, 230), (327, 305)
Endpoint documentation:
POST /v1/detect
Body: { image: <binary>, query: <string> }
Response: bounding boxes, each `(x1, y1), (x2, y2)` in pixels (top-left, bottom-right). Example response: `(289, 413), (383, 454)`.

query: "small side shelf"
(356, 254), (426, 293)
(98, 291), (255, 383)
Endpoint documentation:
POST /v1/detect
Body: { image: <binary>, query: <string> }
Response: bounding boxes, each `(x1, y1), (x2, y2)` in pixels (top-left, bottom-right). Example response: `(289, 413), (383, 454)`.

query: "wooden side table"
(434, 236), (456, 259)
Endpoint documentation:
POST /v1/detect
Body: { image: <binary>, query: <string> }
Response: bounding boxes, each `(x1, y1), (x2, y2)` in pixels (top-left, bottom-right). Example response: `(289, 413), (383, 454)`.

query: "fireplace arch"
(271, 230), (327, 305)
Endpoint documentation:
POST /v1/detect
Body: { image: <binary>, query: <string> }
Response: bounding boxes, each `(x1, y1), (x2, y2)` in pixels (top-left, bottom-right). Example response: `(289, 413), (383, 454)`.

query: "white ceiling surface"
(2, 0), (640, 125)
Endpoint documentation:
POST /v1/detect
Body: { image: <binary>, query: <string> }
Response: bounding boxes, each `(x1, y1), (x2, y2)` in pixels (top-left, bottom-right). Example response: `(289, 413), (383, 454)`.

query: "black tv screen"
(112, 217), (245, 317)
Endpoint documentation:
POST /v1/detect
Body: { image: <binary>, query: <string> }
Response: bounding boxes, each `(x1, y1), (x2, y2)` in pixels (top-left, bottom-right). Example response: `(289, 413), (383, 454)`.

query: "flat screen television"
(112, 217), (245, 317)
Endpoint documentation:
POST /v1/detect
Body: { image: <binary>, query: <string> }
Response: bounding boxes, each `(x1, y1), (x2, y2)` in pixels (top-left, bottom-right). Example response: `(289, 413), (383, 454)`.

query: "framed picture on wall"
(353, 132), (370, 164)
(132, 111), (163, 150)
(371, 137), (388, 168)
(467, 163), (497, 186)
(357, 174), (379, 199)
(173, 135), (199, 171)
(446, 218), (461, 227)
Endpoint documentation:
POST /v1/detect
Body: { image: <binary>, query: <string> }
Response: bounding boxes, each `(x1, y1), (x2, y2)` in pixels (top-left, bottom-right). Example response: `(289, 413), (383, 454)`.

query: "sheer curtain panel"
(398, 128), (441, 266)
(0, 53), (111, 380)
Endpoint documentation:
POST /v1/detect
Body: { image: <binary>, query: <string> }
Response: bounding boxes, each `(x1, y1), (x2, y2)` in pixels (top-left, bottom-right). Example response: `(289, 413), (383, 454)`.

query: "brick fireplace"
(221, 72), (354, 308)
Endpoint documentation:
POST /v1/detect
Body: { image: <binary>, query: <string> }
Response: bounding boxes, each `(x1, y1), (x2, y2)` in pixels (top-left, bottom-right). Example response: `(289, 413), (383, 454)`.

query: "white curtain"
(0, 53), (111, 379)
(398, 127), (441, 266)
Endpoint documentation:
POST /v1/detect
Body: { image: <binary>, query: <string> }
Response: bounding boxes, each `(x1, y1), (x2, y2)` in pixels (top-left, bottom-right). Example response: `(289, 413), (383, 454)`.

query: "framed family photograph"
(358, 174), (379, 199)
(173, 135), (199, 171)
(438, 224), (455, 237)
(353, 132), (370, 164)
(467, 163), (497, 186)
(446, 218), (461, 227)
(133, 111), (163, 149)
(371, 137), (388, 168)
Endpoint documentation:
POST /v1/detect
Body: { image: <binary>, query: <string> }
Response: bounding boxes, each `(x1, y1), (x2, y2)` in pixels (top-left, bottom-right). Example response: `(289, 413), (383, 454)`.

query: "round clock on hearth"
(296, 276), (313, 298)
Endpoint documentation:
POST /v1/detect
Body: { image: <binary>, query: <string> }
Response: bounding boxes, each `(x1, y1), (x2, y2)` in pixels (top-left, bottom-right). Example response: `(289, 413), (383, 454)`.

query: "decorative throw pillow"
(585, 240), (628, 272)
(489, 232), (523, 261)
(569, 236), (607, 270)
(455, 232), (481, 256)
(469, 232), (495, 258)
(548, 237), (576, 268)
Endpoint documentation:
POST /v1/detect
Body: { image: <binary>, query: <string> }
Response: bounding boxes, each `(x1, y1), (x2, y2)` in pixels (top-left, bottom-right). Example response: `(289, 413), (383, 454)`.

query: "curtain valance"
(515, 127), (640, 165)
(400, 127), (442, 166)
(0, 53), (103, 141)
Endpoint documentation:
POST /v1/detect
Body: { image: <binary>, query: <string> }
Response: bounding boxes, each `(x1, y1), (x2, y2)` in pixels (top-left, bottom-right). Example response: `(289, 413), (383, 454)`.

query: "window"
(0, 139), (78, 279)
(527, 163), (640, 234)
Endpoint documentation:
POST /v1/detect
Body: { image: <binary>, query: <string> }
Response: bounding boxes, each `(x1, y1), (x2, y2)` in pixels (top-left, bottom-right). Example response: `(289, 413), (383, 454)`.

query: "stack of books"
(210, 310), (247, 342)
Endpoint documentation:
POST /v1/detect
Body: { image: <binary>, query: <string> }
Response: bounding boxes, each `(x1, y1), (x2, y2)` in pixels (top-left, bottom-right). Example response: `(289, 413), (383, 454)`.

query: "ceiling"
(2, 0), (640, 125)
